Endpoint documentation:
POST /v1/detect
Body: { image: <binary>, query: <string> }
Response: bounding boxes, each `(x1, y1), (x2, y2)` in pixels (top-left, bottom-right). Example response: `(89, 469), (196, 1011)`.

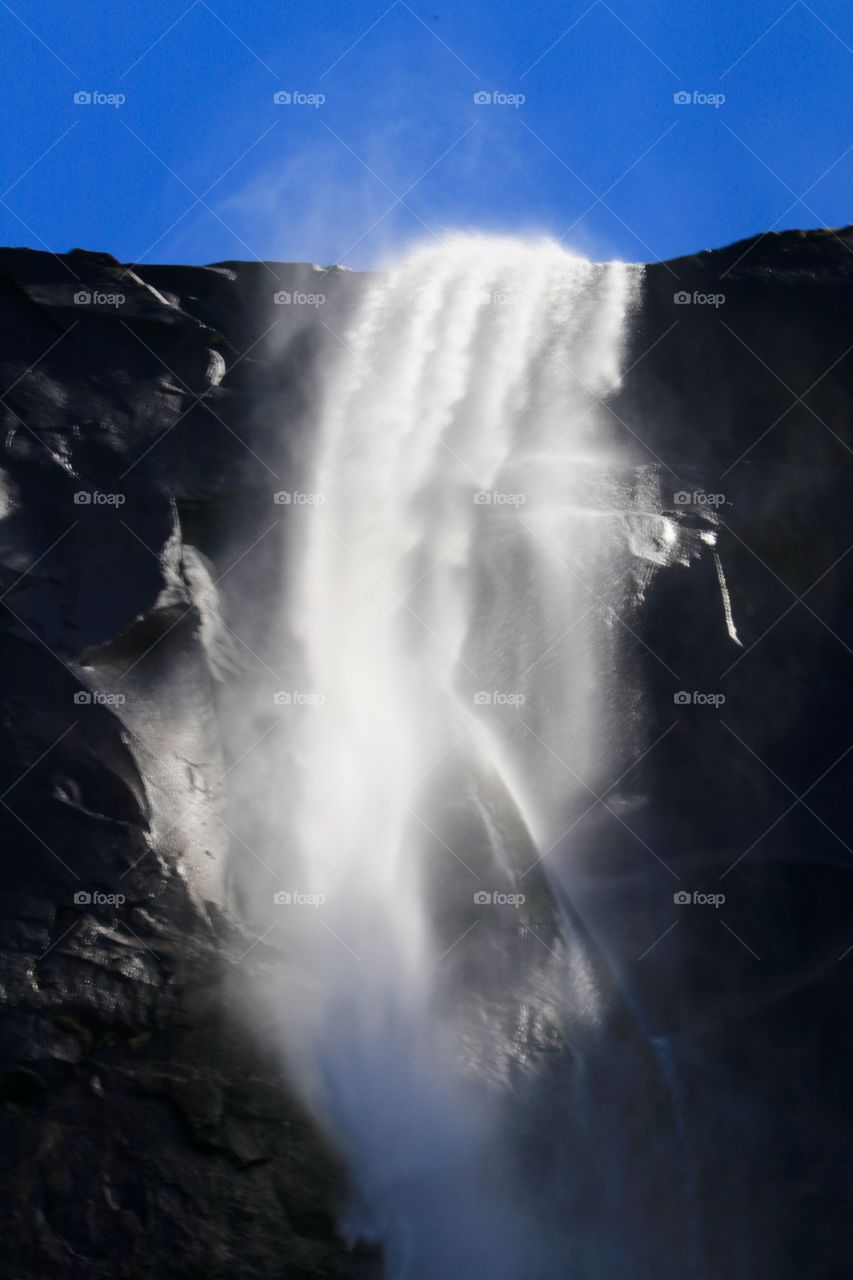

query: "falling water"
(276, 234), (652, 1277)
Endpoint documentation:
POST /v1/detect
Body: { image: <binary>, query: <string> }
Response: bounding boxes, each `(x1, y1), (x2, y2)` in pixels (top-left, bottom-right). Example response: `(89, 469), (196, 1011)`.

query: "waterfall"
(274, 234), (644, 1277)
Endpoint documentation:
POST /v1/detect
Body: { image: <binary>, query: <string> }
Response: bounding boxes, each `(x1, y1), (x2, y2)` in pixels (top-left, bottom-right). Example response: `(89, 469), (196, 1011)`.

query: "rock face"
(608, 228), (853, 1279)
(0, 249), (378, 1279)
(0, 229), (850, 1279)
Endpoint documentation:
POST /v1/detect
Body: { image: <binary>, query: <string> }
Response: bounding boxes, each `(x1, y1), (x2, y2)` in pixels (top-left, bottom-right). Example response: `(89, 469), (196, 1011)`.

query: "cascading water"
(269, 234), (671, 1277)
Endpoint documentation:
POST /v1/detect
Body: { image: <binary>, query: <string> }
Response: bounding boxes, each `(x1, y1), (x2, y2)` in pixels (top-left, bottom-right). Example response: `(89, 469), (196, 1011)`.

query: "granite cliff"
(0, 228), (850, 1279)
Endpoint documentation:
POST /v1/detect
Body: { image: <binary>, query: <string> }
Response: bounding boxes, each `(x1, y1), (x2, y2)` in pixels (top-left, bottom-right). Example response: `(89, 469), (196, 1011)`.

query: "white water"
(278, 234), (643, 1277)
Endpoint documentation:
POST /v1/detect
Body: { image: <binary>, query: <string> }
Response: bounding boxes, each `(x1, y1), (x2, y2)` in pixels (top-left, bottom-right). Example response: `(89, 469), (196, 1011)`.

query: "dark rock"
(0, 228), (850, 1278)
(0, 246), (377, 1279)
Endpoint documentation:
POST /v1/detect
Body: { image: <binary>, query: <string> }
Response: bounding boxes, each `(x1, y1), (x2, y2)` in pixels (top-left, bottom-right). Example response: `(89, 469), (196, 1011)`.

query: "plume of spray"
(241, 233), (651, 1277)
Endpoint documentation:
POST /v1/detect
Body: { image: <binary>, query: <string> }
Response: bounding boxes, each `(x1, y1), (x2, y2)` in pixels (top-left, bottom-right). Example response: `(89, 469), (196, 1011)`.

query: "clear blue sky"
(1, 0), (850, 268)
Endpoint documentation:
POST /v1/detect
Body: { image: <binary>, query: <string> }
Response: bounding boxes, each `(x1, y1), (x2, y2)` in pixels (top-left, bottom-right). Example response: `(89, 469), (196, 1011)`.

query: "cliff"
(0, 227), (850, 1279)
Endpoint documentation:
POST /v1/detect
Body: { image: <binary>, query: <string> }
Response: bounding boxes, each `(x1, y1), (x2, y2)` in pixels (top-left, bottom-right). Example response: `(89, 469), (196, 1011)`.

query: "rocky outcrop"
(0, 248), (378, 1279)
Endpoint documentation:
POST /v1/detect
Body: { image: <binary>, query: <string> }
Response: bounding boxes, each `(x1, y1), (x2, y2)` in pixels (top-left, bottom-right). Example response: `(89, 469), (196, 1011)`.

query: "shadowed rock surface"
(0, 248), (379, 1279)
(0, 229), (850, 1278)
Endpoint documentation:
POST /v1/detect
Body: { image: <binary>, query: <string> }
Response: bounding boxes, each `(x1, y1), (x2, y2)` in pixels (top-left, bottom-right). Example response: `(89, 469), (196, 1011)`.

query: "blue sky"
(0, 0), (851, 268)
